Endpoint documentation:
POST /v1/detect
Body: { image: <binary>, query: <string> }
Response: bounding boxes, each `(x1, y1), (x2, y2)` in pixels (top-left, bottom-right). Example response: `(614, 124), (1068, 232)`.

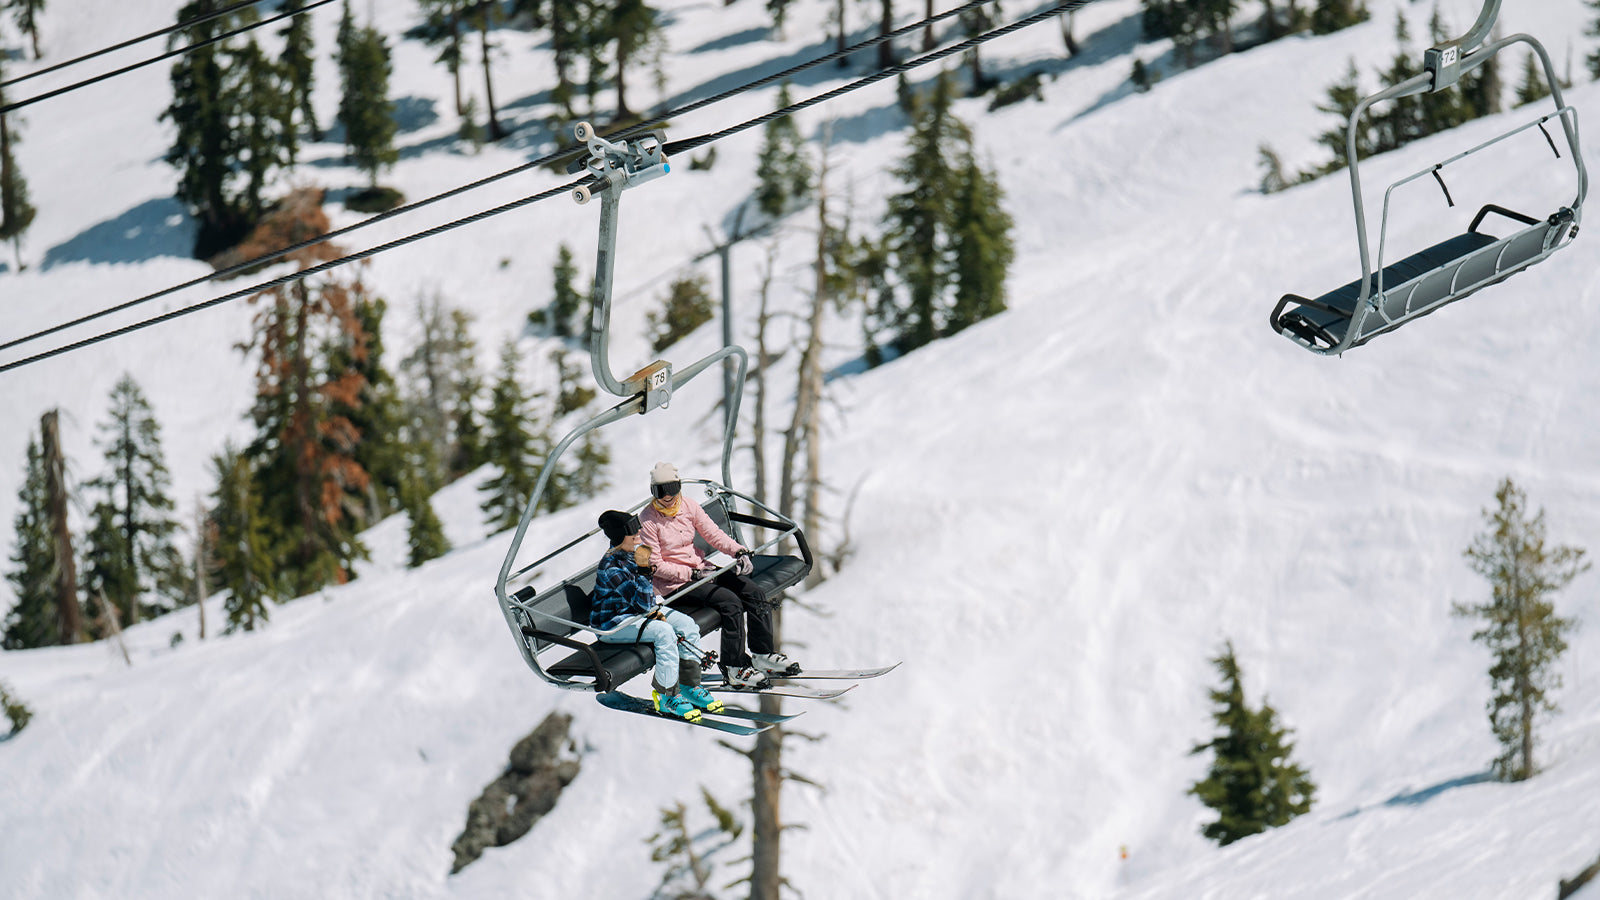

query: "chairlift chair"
(491, 123), (813, 698)
(1270, 2), (1586, 355)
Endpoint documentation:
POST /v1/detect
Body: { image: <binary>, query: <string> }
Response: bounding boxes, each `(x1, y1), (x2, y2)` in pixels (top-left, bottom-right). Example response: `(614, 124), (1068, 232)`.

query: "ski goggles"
(651, 480), (682, 499)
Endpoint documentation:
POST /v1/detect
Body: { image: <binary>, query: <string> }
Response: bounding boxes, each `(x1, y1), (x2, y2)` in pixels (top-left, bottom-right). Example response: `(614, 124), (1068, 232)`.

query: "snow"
(3, 0), (1600, 897)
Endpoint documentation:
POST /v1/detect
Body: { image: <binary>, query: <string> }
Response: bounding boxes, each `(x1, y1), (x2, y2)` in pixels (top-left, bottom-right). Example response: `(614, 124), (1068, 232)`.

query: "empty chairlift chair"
(1270, 22), (1586, 355)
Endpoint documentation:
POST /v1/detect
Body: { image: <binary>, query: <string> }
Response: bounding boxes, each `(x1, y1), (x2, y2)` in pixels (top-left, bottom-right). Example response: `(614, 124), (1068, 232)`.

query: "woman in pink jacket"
(637, 463), (802, 689)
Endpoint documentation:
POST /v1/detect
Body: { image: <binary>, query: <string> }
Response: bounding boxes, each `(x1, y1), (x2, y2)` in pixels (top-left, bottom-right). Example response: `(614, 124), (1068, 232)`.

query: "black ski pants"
(677, 571), (774, 669)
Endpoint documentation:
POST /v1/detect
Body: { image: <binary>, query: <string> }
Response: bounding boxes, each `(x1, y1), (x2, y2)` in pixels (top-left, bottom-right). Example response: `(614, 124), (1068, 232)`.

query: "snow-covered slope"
(3, 0), (1600, 898)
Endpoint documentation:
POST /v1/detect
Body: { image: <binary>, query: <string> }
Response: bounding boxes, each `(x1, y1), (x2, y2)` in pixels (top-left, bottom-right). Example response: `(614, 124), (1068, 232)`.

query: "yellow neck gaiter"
(651, 495), (682, 517)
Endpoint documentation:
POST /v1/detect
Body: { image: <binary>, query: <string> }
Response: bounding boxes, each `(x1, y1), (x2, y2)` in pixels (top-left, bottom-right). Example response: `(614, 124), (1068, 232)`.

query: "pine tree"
(648, 789), (744, 900)
(1189, 642), (1316, 845)
(1193, 0), (1240, 54)
(1310, 0), (1368, 35)
(1461, 28), (1503, 118)
(1309, 59), (1373, 177)
(244, 260), (373, 596)
(1588, 0), (1600, 81)
(82, 376), (187, 628)
(479, 341), (547, 531)
(163, 1), (288, 257)
(0, 104), (37, 273)
(339, 22), (400, 188)
(1419, 5), (1475, 135)
(600, 0), (663, 121)
(550, 349), (595, 417)
(960, 1), (1003, 92)
(1373, 13), (1424, 154)
(1454, 478), (1585, 782)
(209, 445), (278, 632)
(546, 243), (586, 339)
(946, 150), (1014, 337)
(753, 84), (812, 219)
(11, 0), (45, 59)
(280, 0), (322, 144)
(2, 437), (58, 649)
(402, 475), (450, 568)
(410, 0), (469, 119)
(1516, 51), (1552, 106)
(325, 289), (406, 523)
(647, 274), (715, 352)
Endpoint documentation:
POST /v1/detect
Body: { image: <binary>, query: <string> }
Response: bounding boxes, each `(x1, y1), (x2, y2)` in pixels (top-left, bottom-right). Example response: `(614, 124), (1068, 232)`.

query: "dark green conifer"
(209, 445), (278, 632)
(1309, 59), (1373, 176)
(339, 22), (400, 188)
(0, 98), (37, 272)
(480, 341), (546, 532)
(946, 150), (1014, 337)
(647, 275), (715, 352)
(82, 376), (187, 628)
(325, 291), (406, 522)
(547, 243), (586, 339)
(551, 349), (595, 417)
(1374, 14), (1424, 154)
(403, 476), (451, 568)
(753, 84), (812, 219)
(1189, 642), (1316, 846)
(599, 0), (662, 121)
(280, 0), (322, 144)
(410, 0), (469, 118)
(2, 437), (58, 649)
(464, 0), (508, 139)
(1310, 0), (1368, 36)
(1588, 0), (1600, 81)
(1454, 478), (1585, 782)
(1516, 51), (1552, 106)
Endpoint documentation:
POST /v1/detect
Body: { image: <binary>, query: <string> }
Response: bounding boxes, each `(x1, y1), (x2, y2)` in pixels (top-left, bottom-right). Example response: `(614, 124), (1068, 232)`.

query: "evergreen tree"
(1588, 0), (1600, 81)
(82, 376), (187, 628)
(1516, 51), (1552, 106)
(325, 289), (406, 523)
(545, 243), (586, 339)
(409, 0), (469, 119)
(1193, 0), (1240, 54)
(1373, 13), (1424, 154)
(163, 1), (288, 257)
(1309, 59), (1373, 177)
(647, 274), (715, 352)
(1310, 0), (1368, 36)
(280, 0), (322, 145)
(480, 341), (546, 532)
(551, 348), (595, 417)
(209, 445), (278, 632)
(401, 293), (482, 487)
(403, 476), (450, 568)
(0, 101), (37, 272)
(648, 789), (744, 900)
(753, 84), (812, 219)
(11, 0), (44, 59)
(1189, 642), (1316, 846)
(960, 0), (1002, 92)
(2, 437), (57, 649)
(571, 431), (610, 501)
(339, 22), (400, 187)
(599, 0), (663, 121)
(872, 72), (968, 356)
(946, 150), (1014, 337)
(1454, 478), (1585, 782)
(1460, 33), (1503, 118)
(244, 260), (373, 596)
(1419, 5), (1476, 135)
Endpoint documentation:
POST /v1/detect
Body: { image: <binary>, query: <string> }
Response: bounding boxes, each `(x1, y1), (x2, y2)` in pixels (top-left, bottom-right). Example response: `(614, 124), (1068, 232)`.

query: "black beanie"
(598, 510), (638, 546)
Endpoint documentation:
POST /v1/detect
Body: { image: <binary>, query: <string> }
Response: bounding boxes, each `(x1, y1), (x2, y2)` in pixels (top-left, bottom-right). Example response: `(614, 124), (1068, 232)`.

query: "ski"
(705, 662), (901, 684)
(711, 705), (804, 725)
(704, 682), (855, 700)
(597, 691), (774, 735)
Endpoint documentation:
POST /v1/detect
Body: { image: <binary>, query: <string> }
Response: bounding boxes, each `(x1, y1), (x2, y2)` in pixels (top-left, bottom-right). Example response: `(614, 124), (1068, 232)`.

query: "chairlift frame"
(1270, 5), (1586, 356)
(491, 123), (813, 692)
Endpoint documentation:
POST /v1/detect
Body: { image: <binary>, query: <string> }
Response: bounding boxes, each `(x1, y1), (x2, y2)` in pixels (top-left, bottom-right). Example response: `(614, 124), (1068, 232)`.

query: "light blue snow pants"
(599, 608), (703, 690)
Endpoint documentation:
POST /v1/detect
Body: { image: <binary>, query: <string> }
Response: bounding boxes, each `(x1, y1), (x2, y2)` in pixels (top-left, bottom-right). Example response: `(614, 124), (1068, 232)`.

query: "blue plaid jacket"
(590, 548), (658, 630)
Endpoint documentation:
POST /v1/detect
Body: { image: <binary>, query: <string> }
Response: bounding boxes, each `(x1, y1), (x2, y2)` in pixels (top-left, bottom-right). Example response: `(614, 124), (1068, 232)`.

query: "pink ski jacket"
(638, 496), (746, 597)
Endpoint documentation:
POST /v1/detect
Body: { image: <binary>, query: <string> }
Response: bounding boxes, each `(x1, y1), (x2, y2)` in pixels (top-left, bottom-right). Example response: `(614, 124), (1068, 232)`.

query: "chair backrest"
(518, 564), (599, 651)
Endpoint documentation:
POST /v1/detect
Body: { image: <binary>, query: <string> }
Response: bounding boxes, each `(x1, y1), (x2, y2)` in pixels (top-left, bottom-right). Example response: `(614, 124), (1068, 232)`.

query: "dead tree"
(41, 411), (81, 644)
(193, 499), (210, 641)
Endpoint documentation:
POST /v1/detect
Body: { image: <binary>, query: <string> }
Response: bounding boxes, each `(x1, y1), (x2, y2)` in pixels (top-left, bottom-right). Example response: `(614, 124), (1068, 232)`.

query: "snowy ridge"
(3, 0), (1600, 898)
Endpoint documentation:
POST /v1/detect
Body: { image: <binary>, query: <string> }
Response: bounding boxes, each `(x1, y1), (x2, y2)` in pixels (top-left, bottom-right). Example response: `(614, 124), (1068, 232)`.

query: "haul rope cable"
(0, 0), (1030, 357)
(0, 0), (1096, 374)
(0, 0), (340, 116)
(0, 0), (286, 91)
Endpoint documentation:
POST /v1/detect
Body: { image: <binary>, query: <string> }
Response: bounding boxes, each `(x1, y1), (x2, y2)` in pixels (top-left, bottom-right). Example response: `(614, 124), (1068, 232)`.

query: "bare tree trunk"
(41, 411), (81, 644)
(99, 590), (131, 666)
(479, 19), (506, 139)
(1061, 12), (1079, 56)
(923, 0), (937, 51)
(749, 247), (781, 549)
(194, 500), (209, 641)
(877, 0), (895, 70)
(835, 0), (849, 65)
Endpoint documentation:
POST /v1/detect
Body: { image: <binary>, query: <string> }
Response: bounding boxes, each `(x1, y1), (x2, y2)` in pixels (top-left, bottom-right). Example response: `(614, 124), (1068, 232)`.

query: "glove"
(734, 550), (753, 576)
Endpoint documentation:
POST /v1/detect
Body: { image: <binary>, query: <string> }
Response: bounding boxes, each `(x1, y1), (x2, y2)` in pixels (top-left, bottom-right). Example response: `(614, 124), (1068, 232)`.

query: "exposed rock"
(450, 711), (580, 874)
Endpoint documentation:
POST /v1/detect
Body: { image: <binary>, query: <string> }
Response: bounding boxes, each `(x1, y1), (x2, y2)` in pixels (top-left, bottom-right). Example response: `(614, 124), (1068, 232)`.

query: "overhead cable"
(0, 0), (339, 117)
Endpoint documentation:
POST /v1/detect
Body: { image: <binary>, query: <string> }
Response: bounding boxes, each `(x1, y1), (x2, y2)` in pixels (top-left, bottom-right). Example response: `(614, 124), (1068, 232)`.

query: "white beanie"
(650, 462), (679, 485)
